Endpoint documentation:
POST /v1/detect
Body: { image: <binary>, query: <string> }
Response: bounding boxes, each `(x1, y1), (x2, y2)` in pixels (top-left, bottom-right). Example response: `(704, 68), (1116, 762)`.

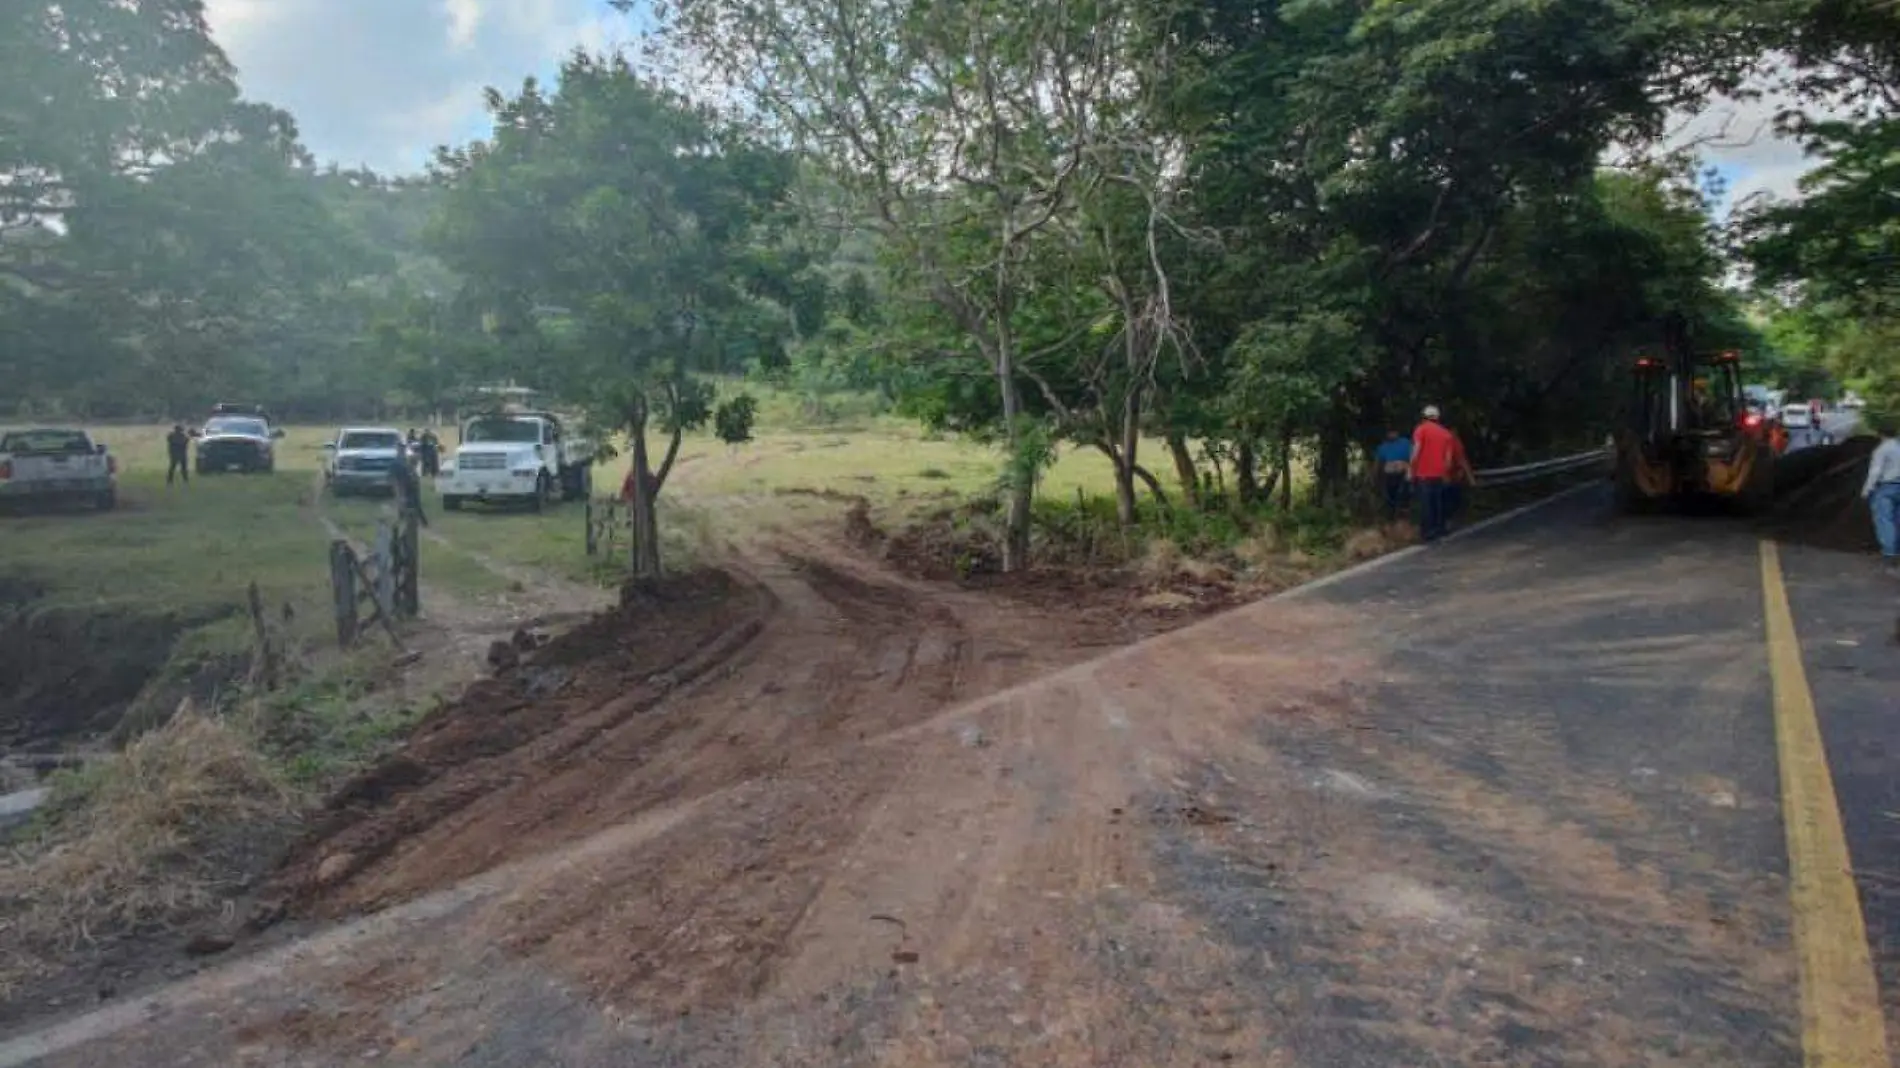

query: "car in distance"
(196, 413), (283, 474)
(0, 427), (117, 511)
(1779, 402), (1815, 430)
(323, 427), (407, 496)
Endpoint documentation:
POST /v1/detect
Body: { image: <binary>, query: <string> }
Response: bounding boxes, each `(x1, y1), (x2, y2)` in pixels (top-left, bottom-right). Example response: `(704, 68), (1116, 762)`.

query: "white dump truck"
(437, 410), (594, 511)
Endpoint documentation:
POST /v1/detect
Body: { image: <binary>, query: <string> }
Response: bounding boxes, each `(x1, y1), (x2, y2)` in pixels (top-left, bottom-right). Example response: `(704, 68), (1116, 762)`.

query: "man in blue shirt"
(1374, 430), (1412, 521)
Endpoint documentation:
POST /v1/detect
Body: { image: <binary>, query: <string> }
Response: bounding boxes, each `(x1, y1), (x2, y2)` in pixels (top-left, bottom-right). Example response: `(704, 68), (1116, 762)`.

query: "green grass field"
(10, 414), (1155, 615)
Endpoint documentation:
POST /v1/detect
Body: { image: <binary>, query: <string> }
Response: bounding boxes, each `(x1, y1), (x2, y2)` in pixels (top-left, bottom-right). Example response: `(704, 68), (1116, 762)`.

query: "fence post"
(329, 539), (358, 647)
(396, 511), (420, 619)
(585, 497), (597, 557)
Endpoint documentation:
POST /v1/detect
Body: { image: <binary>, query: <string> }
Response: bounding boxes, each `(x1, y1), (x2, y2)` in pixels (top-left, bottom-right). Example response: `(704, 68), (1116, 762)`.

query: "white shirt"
(1865, 437), (1900, 496)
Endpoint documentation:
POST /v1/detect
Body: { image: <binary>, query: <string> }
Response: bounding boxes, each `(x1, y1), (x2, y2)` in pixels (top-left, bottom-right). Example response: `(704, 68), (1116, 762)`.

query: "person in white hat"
(1409, 404), (1456, 541)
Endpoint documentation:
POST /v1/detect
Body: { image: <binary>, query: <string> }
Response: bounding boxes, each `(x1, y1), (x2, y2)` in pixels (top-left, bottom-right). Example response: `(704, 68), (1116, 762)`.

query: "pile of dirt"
(881, 503), (1249, 621)
(1763, 437), (1881, 553)
(258, 568), (767, 921)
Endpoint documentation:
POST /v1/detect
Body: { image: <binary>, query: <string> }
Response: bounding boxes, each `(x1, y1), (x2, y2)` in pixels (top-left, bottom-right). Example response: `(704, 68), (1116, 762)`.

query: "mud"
(262, 568), (765, 917)
(246, 531), (1244, 932)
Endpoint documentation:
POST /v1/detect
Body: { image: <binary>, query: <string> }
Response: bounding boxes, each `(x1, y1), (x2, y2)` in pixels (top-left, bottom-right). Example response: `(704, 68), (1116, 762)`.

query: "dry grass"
(1344, 525), (1411, 560)
(0, 705), (300, 996)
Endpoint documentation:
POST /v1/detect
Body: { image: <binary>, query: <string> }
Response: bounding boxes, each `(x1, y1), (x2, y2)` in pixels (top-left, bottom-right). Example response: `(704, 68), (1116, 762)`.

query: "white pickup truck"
(437, 410), (595, 511)
(0, 428), (117, 511)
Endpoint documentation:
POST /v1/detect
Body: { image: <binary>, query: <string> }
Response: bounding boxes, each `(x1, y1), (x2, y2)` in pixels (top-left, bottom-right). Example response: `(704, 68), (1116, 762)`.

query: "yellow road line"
(1760, 540), (1890, 1067)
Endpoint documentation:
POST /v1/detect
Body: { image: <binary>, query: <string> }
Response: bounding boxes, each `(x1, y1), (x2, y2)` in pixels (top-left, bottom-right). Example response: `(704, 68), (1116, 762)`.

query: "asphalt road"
(5, 482), (1896, 1067)
(1276, 482), (1898, 1065)
(1786, 410), (1863, 452)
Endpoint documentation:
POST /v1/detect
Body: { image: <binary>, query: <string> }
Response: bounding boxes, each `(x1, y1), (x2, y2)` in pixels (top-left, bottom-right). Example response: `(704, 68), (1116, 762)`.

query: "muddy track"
(264, 539), (1125, 923)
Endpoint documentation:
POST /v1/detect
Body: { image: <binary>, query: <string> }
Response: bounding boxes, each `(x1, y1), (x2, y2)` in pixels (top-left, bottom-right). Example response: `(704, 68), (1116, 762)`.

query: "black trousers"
(167, 453), (189, 484)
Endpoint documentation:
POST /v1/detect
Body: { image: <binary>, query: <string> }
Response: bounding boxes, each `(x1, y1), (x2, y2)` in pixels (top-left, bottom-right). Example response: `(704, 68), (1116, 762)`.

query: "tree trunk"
(996, 351), (1031, 572)
(1166, 434), (1201, 509)
(1236, 440), (1260, 505)
(627, 402), (663, 580)
(1277, 429), (1294, 512)
(1110, 451), (1138, 526)
(1316, 412), (1350, 504)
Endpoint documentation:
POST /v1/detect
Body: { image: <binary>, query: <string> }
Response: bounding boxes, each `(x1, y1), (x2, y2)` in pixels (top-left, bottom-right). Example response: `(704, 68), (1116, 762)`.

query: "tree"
(429, 55), (787, 577)
(666, 0), (1177, 568)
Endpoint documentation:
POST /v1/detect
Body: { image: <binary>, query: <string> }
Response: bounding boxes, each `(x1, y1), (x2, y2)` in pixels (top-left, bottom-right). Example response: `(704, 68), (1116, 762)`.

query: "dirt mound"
(882, 504), (1247, 623)
(1764, 437), (1881, 554)
(260, 568), (768, 920)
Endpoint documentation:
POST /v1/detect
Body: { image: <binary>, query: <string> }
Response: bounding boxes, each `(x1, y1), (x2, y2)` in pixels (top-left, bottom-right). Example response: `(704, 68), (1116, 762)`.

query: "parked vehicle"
(437, 410), (594, 511)
(322, 427), (407, 496)
(0, 428), (116, 511)
(196, 413), (284, 474)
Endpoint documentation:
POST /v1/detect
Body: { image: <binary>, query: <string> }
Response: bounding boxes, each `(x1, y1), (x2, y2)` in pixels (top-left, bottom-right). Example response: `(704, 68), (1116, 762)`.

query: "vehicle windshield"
(464, 418), (540, 444)
(206, 418), (268, 438)
(339, 431), (402, 450)
(0, 430), (91, 454)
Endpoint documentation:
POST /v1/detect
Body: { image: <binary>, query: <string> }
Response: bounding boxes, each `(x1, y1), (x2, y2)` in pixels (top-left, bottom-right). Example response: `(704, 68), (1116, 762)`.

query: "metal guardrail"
(1471, 448), (1612, 488)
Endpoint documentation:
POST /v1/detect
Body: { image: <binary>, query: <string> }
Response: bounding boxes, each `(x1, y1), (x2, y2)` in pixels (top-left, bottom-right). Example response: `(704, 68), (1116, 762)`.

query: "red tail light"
(0, 460), (10, 480)
(108, 456), (118, 475)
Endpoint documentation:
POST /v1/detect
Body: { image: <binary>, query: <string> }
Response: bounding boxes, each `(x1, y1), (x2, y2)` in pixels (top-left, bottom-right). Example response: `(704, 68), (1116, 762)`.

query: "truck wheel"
(560, 463), (585, 501)
(443, 495), (463, 512)
(96, 489), (116, 512)
(1613, 456), (1650, 515)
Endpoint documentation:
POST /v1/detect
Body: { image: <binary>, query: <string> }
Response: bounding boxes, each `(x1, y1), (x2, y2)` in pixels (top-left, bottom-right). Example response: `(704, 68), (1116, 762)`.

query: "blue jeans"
(1416, 479), (1448, 541)
(1383, 474), (1410, 520)
(1873, 483), (1900, 558)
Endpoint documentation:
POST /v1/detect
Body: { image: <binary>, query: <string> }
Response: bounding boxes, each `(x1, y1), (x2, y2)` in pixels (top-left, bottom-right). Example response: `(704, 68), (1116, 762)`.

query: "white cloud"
(443, 0), (484, 50)
(1665, 61), (1861, 213)
(201, 1), (647, 174)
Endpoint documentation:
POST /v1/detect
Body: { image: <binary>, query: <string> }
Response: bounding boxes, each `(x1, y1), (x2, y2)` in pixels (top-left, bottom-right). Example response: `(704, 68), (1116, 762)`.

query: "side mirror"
(321, 442), (336, 450)
(272, 428), (287, 440)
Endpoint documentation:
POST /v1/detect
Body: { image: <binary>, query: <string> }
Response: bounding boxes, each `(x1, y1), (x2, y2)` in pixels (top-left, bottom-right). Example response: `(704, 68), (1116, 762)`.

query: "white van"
(1780, 402), (1814, 429)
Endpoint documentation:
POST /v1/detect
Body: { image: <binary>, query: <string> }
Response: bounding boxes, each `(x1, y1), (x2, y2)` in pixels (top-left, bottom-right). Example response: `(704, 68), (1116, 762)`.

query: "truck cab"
(437, 410), (593, 511)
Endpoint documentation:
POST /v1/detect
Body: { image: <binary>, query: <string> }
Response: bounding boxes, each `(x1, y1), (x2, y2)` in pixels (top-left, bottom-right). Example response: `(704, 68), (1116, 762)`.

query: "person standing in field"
(1374, 430), (1412, 521)
(1409, 405), (1456, 542)
(418, 428), (441, 478)
(165, 424), (191, 486)
(1863, 422), (1900, 577)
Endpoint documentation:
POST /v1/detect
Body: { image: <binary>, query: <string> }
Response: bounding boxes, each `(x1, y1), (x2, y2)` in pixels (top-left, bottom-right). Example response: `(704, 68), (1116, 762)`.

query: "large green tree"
(429, 54), (791, 576)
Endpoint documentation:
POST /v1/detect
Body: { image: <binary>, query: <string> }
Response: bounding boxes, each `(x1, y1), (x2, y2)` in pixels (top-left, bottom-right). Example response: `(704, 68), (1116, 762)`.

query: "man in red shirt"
(1410, 405), (1457, 542)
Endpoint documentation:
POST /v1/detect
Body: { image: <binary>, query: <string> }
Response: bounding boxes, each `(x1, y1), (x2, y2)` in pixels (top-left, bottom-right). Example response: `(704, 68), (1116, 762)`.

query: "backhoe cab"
(1613, 315), (1778, 514)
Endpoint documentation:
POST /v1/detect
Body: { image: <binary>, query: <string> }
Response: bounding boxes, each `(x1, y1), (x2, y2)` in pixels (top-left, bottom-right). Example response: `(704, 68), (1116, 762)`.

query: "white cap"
(1423, 405), (1441, 420)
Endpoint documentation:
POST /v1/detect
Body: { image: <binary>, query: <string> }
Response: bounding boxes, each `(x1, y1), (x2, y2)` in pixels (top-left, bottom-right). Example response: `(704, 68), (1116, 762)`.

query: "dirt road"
(4, 492), (1840, 1066)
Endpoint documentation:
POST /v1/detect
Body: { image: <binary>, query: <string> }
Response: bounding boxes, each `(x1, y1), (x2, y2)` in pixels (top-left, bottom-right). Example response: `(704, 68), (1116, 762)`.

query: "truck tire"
(1738, 450), (1776, 516)
(1612, 455), (1651, 515)
(560, 462), (585, 501)
(96, 489), (116, 512)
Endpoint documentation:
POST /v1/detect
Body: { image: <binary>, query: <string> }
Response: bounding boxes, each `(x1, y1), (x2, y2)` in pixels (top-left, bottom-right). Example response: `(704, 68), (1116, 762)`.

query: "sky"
(202, 1), (1828, 205)
(202, 0), (646, 174)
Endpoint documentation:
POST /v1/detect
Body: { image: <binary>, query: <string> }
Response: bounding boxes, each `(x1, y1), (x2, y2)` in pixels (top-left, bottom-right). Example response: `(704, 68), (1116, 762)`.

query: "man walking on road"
(165, 424), (191, 486)
(1375, 430), (1412, 521)
(1864, 422), (1900, 575)
(1410, 405), (1457, 542)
